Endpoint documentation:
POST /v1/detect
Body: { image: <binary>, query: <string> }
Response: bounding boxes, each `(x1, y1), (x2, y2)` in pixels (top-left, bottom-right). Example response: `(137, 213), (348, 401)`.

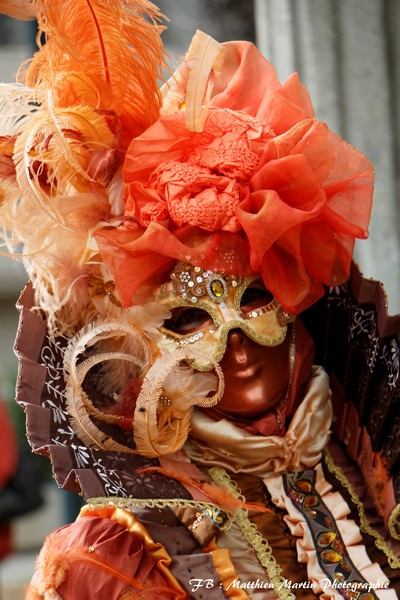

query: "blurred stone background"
(0, 1), (399, 597)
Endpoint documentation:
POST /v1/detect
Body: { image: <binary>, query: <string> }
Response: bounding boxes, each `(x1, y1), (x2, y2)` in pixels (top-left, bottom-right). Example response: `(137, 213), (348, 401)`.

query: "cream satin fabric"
(185, 366), (332, 478)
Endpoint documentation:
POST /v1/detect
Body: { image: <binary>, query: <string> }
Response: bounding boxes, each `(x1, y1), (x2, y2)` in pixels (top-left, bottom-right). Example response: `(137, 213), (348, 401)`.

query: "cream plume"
(0, 84), (40, 137)
(163, 365), (218, 410)
(161, 29), (225, 132)
(63, 319), (224, 458)
(124, 302), (172, 341)
(64, 319), (153, 453)
(12, 100), (117, 224)
(133, 347), (224, 458)
(0, 1), (167, 334)
(89, 295), (171, 342)
(1, 191), (112, 335)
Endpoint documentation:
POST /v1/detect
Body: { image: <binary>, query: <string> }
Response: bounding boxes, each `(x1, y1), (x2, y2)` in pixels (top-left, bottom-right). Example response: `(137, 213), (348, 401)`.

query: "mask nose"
(225, 328), (250, 365)
(226, 328), (247, 348)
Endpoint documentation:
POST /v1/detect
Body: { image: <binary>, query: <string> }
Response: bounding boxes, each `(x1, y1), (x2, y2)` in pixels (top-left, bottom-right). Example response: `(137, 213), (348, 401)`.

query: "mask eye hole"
(163, 307), (213, 335)
(240, 279), (274, 314)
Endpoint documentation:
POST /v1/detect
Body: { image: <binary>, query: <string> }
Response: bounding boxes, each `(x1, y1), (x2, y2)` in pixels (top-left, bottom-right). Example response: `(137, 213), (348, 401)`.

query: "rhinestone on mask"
(163, 262), (240, 304)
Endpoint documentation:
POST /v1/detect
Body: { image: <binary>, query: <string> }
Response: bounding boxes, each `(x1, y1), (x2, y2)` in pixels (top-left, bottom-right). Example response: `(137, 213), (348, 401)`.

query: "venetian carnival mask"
(154, 261), (295, 370)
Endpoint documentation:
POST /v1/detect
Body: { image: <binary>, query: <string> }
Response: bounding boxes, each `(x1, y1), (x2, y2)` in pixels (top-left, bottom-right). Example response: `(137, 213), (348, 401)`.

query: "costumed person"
(0, 1), (399, 598)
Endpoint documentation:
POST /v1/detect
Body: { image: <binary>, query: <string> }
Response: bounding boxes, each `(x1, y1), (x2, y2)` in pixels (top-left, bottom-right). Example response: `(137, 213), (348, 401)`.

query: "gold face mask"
(155, 262), (294, 370)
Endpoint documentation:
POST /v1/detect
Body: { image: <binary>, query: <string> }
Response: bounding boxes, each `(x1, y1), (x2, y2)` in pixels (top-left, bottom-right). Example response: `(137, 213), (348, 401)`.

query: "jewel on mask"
(207, 276), (227, 302)
(164, 262), (240, 305)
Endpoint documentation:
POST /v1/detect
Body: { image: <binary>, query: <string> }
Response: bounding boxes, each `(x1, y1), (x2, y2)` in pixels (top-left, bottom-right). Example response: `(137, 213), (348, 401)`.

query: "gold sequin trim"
(209, 467), (295, 600)
(322, 448), (400, 569)
(86, 496), (233, 530)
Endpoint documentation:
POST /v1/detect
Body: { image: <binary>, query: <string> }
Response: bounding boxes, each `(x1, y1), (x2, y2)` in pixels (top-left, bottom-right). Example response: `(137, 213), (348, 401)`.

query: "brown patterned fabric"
(302, 262), (400, 501)
(15, 284), (190, 502)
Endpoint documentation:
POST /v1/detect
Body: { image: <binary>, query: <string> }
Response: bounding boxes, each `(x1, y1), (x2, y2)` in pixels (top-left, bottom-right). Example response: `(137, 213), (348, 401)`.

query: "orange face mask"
(216, 328), (293, 418)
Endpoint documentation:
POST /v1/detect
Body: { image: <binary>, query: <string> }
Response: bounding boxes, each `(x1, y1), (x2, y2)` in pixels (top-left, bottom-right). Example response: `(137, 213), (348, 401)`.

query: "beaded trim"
(208, 467), (295, 600)
(86, 496), (232, 531)
(161, 261), (241, 305)
(240, 298), (279, 320)
(322, 448), (400, 569)
(283, 470), (380, 597)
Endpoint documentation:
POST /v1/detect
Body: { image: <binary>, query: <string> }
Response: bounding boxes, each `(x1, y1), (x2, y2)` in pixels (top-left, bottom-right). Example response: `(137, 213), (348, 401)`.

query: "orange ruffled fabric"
(96, 40), (373, 314)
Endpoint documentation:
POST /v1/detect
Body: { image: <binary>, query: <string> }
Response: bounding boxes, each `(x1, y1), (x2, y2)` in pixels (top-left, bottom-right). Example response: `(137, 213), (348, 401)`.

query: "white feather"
(0, 83), (41, 136)
(161, 30), (225, 132)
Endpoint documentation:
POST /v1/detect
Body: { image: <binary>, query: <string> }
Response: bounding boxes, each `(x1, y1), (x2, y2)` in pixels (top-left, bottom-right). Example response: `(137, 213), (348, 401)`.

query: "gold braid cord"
(209, 467), (296, 600)
(388, 504), (400, 542)
(86, 496), (232, 531)
(322, 448), (400, 569)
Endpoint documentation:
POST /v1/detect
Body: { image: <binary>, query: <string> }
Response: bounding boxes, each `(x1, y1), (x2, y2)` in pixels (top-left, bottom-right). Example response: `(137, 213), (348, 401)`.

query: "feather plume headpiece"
(0, 0), (167, 334)
(0, 3), (374, 464)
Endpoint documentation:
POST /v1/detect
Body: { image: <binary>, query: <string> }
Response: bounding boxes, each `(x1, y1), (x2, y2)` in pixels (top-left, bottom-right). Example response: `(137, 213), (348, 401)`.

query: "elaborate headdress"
(0, 2), (374, 468)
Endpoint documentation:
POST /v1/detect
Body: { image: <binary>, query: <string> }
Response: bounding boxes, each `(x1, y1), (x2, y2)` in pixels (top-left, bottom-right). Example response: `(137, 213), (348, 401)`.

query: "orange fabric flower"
(96, 41), (373, 314)
(124, 110), (264, 233)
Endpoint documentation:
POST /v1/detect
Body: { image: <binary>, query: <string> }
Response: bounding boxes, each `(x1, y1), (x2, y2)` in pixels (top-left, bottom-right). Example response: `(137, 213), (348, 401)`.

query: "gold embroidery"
(322, 448), (400, 569)
(209, 467), (296, 600)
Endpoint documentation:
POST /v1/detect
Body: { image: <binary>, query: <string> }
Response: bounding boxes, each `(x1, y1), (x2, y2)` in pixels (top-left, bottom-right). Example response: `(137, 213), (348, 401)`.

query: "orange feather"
(138, 466), (270, 515)
(20, 0), (167, 146)
(0, 0), (37, 19)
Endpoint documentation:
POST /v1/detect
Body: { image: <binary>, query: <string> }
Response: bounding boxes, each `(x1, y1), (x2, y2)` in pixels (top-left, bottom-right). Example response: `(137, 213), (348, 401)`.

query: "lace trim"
(322, 448), (400, 569)
(86, 496), (233, 530)
(208, 467), (296, 600)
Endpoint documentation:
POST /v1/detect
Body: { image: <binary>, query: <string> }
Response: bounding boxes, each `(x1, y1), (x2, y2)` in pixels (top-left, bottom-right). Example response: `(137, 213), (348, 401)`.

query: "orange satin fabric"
(26, 506), (187, 599)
